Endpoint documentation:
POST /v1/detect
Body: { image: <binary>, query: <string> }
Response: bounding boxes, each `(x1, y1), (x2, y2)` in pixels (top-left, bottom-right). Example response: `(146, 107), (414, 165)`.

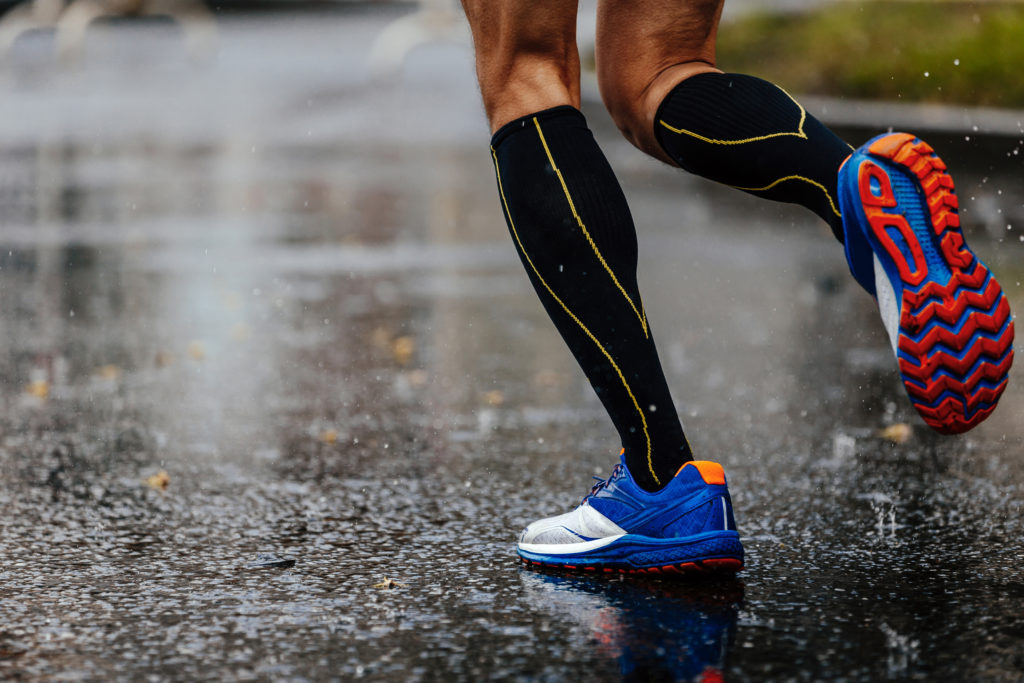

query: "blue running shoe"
(837, 133), (1014, 434)
(517, 455), (744, 575)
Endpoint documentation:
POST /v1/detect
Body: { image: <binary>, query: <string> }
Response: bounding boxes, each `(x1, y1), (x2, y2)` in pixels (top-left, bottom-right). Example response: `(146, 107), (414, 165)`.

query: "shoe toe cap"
(518, 510), (579, 545)
(518, 504), (625, 546)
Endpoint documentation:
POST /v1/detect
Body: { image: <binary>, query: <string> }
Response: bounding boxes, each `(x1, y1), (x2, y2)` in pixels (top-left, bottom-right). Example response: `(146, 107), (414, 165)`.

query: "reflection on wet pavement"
(2, 8), (1024, 681)
(520, 571), (741, 681)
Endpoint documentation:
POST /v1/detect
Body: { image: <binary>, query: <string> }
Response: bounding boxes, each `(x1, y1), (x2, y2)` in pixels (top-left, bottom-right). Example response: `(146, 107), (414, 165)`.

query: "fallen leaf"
(392, 336), (415, 365)
(187, 341), (206, 360)
(484, 390), (504, 406)
(97, 364), (121, 380)
(25, 380), (49, 399)
(145, 470), (170, 492)
(319, 429), (338, 444)
(879, 423), (913, 444)
(373, 577), (406, 589)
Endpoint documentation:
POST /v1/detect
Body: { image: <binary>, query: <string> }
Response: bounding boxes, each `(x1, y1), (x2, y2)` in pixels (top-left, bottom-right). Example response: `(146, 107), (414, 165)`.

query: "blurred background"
(0, 1), (1022, 680)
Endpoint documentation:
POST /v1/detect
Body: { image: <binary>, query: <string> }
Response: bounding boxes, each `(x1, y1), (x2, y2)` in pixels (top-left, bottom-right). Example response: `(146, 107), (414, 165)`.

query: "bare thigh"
(596, 0), (725, 162)
(461, 0), (581, 133)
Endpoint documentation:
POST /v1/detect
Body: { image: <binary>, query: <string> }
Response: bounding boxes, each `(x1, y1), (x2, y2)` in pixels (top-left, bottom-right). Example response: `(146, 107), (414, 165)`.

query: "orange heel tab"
(676, 460), (726, 485)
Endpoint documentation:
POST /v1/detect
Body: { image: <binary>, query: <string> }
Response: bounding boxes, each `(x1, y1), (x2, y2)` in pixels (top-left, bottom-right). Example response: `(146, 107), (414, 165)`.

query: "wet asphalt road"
(2, 7), (1024, 681)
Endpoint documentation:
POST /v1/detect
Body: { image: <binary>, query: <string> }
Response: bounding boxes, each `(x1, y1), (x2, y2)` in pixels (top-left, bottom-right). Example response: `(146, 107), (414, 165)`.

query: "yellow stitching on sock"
(532, 117), (650, 338)
(491, 146), (659, 487)
(731, 174), (842, 218)
(658, 120), (807, 144)
(656, 84), (844, 219)
(658, 85), (807, 144)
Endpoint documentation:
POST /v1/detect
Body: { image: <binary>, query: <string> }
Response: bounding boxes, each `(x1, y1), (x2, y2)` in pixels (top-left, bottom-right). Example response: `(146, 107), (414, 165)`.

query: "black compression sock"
(490, 106), (691, 491)
(655, 72), (852, 241)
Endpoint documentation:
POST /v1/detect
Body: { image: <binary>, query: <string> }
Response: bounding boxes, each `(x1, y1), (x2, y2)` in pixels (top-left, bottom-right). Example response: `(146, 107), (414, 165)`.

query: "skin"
(460, 0), (724, 166)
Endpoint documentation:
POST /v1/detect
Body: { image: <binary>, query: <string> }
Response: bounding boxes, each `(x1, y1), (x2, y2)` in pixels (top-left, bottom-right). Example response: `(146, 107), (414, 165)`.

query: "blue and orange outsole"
(853, 133), (1014, 434)
(519, 556), (743, 576)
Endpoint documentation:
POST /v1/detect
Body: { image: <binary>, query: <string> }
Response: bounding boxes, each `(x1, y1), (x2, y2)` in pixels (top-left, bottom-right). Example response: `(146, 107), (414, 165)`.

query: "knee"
(596, 65), (651, 150)
(473, 41), (581, 133)
(598, 60), (720, 160)
(595, 0), (723, 158)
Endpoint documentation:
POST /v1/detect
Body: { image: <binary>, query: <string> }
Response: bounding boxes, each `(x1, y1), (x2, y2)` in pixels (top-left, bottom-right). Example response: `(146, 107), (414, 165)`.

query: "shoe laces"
(583, 462), (624, 503)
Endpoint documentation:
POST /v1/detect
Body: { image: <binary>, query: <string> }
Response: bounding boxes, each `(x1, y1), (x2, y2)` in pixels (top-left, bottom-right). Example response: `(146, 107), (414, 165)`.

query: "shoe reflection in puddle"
(519, 569), (742, 681)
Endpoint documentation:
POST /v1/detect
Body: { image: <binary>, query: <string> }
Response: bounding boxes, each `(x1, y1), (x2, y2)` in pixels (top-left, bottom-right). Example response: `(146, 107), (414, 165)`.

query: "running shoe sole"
(518, 530), (744, 576)
(839, 133), (1014, 434)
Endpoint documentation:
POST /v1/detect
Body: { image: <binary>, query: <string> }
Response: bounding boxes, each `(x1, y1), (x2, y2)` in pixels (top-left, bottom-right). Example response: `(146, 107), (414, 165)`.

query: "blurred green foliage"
(717, 1), (1024, 108)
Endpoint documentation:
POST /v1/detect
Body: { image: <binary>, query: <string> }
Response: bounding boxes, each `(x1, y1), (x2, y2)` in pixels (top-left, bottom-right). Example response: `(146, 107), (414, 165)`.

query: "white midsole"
(874, 253), (901, 355)
(518, 534), (625, 556)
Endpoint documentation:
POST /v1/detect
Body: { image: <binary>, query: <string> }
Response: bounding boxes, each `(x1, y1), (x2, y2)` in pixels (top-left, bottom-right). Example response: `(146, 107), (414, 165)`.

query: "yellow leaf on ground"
(392, 336), (415, 365)
(97, 365), (121, 380)
(320, 429), (338, 444)
(26, 380), (49, 399)
(188, 341), (206, 360)
(145, 470), (170, 492)
(372, 577), (406, 589)
(879, 423), (913, 444)
(484, 390), (504, 406)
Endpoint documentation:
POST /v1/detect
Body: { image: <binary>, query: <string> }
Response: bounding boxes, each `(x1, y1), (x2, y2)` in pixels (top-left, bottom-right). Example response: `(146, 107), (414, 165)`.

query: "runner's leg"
(594, 0), (1013, 433)
(463, 0), (693, 490)
(596, 0), (851, 241)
